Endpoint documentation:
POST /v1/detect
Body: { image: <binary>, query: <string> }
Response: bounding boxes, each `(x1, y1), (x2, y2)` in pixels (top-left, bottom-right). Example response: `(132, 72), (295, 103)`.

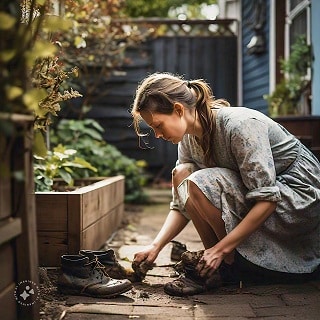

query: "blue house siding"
(242, 0), (270, 114)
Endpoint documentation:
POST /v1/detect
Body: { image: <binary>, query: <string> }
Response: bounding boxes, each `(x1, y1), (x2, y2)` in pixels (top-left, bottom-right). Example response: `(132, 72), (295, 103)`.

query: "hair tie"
(186, 81), (191, 88)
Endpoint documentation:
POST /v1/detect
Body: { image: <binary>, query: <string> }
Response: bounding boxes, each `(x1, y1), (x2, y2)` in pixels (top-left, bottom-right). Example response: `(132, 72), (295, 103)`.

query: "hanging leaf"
(0, 49), (16, 62)
(36, 0), (47, 5)
(24, 41), (57, 67)
(74, 36), (86, 48)
(5, 86), (23, 100)
(22, 88), (47, 112)
(33, 130), (47, 157)
(42, 15), (73, 32)
(0, 12), (16, 30)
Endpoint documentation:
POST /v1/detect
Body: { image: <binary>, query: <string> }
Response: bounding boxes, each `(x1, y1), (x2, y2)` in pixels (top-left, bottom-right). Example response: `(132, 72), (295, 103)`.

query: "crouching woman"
(130, 72), (320, 296)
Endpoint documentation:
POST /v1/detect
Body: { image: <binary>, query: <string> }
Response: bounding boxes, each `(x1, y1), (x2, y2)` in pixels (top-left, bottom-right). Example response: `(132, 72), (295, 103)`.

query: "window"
(285, 0), (311, 58)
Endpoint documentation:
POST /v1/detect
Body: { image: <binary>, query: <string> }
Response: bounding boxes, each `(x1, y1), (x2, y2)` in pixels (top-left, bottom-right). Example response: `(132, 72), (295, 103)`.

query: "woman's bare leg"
(187, 181), (235, 264)
(172, 165), (219, 249)
(185, 197), (219, 249)
(173, 165), (234, 264)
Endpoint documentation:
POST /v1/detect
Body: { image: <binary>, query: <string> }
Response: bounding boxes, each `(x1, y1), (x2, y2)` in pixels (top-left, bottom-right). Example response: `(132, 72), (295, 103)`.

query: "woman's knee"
(172, 163), (198, 188)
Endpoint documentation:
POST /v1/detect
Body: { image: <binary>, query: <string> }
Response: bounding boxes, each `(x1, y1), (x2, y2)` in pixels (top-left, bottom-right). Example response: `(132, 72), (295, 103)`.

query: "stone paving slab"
(194, 303), (256, 318)
(192, 293), (285, 308)
(132, 305), (193, 317)
(281, 291), (320, 305)
(254, 305), (320, 318)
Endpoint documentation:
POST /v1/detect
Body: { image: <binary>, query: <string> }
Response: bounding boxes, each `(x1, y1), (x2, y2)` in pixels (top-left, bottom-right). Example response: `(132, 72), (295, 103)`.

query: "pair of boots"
(58, 249), (135, 298)
(164, 250), (240, 297)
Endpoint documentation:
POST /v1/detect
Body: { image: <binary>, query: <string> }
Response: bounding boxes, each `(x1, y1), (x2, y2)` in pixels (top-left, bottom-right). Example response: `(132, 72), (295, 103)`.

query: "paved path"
(61, 188), (320, 319)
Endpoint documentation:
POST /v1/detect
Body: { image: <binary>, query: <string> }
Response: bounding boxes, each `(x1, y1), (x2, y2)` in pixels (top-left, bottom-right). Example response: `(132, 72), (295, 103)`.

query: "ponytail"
(189, 80), (229, 167)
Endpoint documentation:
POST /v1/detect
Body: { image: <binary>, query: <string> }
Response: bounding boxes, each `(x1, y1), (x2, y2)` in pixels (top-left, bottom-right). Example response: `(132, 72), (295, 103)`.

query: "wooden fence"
(83, 19), (238, 180)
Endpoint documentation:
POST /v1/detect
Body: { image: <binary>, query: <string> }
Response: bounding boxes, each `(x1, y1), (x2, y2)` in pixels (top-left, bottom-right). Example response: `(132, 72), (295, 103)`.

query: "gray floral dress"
(170, 107), (320, 274)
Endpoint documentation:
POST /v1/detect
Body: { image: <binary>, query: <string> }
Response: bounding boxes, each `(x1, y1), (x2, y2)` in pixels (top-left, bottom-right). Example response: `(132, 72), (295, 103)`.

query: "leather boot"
(79, 249), (139, 282)
(170, 240), (187, 262)
(164, 250), (239, 296)
(57, 254), (132, 298)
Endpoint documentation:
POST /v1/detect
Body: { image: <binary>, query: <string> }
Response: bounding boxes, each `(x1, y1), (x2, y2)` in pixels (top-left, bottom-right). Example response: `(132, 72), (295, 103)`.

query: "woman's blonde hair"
(131, 72), (229, 166)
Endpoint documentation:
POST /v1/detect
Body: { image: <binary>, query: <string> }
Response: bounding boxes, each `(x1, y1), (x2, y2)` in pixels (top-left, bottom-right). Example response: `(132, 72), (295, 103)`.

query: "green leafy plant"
(123, 0), (217, 18)
(0, 1), (82, 162)
(264, 35), (312, 116)
(34, 144), (97, 191)
(56, 0), (147, 117)
(49, 118), (148, 203)
(0, 1), (75, 117)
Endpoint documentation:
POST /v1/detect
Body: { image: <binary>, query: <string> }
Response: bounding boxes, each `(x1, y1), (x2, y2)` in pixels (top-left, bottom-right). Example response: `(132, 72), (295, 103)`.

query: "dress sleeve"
(230, 118), (281, 202)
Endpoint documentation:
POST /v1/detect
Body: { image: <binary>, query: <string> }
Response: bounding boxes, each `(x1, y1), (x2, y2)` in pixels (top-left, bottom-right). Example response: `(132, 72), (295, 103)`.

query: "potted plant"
(264, 35), (312, 117)
(264, 35), (320, 160)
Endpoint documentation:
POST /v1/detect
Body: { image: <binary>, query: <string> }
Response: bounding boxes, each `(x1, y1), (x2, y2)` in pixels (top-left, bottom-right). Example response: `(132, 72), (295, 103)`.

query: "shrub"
(50, 118), (148, 203)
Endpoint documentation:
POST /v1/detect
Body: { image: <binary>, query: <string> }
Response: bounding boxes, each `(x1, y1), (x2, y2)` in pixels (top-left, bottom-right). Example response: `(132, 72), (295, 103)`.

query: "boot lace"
(85, 256), (110, 278)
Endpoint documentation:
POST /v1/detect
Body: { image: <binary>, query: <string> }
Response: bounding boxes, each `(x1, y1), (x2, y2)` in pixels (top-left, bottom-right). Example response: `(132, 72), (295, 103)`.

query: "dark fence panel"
(151, 36), (237, 104)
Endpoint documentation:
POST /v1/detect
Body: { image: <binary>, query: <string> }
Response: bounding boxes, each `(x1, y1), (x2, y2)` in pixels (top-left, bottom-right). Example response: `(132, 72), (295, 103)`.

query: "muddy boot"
(164, 250), (238, 296)
(79, 249), (139, 282)
(57, 254), (132, 298)
(170, 240), (187, 262)
(132, 259), (154, 282)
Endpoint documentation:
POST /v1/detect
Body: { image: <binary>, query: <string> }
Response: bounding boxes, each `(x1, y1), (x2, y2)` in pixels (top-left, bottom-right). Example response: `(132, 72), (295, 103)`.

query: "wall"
(242, 0), (270, 113)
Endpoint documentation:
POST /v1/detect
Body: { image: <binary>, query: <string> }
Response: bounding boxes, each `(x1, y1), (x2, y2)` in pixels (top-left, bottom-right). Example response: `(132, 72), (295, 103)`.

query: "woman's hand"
(133, 244), (160, 266)
(133, 209), (189, 266)
(197, 246), (226, 278)
(197, 201), (277, 278)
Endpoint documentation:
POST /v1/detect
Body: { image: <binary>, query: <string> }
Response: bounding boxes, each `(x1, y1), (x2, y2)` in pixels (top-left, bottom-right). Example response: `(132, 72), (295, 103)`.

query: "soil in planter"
(51, 177), (106, 192)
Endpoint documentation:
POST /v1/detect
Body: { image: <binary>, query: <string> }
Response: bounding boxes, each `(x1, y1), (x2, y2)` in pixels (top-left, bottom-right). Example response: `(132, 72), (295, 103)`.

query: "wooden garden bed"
(36, 176), (125, 266)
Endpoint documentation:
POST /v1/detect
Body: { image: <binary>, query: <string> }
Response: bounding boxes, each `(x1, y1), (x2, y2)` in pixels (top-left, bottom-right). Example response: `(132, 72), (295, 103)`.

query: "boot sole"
(58, 284), (133, 298)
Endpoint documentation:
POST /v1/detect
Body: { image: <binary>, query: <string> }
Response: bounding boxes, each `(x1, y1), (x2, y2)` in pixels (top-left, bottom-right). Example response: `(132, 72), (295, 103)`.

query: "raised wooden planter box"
(36, 176), (125, 266)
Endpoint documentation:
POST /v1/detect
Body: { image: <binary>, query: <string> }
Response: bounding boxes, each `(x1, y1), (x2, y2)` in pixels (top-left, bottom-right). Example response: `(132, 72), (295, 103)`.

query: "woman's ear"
(174, 102), (184, 117)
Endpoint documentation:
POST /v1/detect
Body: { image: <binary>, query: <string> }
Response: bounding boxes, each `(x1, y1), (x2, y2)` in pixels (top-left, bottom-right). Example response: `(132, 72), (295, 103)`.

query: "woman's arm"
(134, 209), (189, 264)
(199, 200), (277, 276)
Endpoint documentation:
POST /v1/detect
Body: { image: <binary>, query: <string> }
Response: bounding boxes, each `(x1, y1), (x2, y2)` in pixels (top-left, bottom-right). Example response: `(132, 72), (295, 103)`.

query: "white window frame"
(285, 0), (311, 59)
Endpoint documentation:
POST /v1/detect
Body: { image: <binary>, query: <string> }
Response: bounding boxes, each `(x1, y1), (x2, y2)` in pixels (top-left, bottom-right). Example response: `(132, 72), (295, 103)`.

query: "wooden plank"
(81, 176), (125, 229)
(36, 176), (126, 266)
(0, 134), (12, 221)
(67, 193), (81, 256)
(0, 177), (11, 220)
(36, 193), (68, 231)
(0, 282), (18, 320)
(0, 242), (15, 292)
(37, 231), (68, 267)
(11, 123), (40, 320)
(81, 203), (124, 250)
(275, 117), (320, 145)
(0, 218), (22, 246)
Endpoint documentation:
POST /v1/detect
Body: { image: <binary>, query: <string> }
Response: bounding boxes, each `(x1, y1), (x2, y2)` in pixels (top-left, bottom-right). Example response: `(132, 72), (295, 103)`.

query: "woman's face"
(140, 107), (187, 144)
